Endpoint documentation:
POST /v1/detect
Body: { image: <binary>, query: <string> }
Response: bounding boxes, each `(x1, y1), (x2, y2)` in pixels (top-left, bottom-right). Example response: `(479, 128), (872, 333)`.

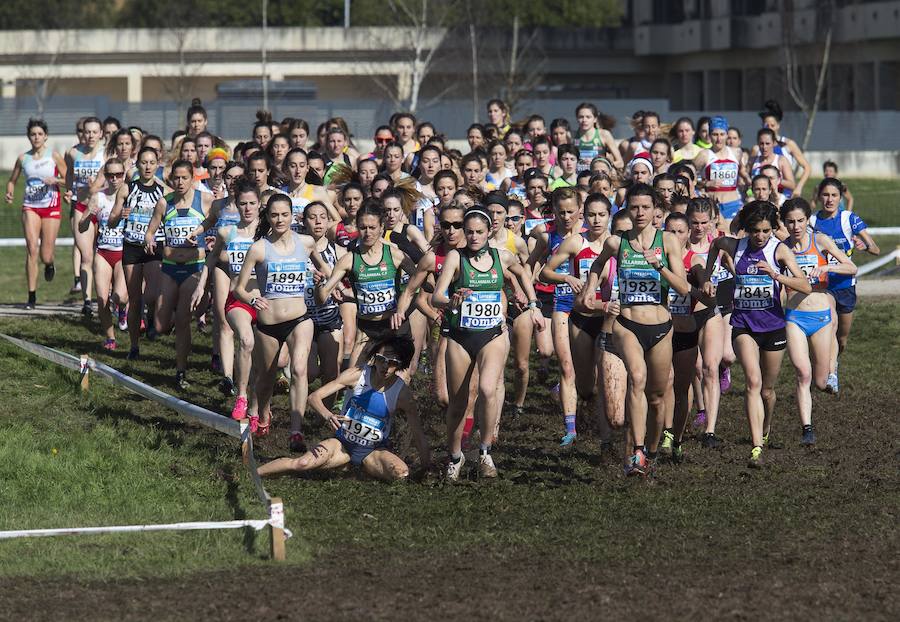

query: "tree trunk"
(470, 23), (478, 123)
(802, 22), (833, 151)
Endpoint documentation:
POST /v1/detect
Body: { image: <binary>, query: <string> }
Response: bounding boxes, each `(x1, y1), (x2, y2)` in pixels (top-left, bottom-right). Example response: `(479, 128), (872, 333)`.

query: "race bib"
(668, 289), (692, 316)
(459, 291), (503, 329)
(524, 218), (551, 236)
(357, 278), (396, 315)
(795, 254), (824, 285)
(216, 212), (241, 230)
(711, 260), (733, 284)
(290, 197), (309, 232)
(340, 404), (385, 447)
(227, 241), (253, 275)
(709, 161), (738, 186)
(24, 179), (50, 205)
(97, 220), (123, 248)
(124, 213), (151, 244)
(164, 216), (199, 248)
(620, 268), (661, 304)
(264, 261), (306, 296)
(735, 274), (774, 310)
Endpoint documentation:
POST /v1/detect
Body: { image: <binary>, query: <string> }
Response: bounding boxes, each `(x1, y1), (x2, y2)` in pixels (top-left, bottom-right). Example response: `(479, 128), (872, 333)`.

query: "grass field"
(0, 295), (898, 618)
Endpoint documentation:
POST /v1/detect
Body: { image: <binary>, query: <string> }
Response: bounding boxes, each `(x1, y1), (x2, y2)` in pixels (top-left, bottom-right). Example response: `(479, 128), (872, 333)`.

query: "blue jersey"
(548, 230), (575, 313)
(336, 366), (405, 464)
(809, 209), (866, 291)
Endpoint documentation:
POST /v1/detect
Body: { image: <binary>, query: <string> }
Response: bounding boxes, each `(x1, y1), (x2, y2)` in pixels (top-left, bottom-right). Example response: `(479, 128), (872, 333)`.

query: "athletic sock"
(462, 416), (475, 437)
(564, 414), (576, 435)
(450, 452), (463, 463)
(479, 444), (490, 456)
(27, 291), (36, 305)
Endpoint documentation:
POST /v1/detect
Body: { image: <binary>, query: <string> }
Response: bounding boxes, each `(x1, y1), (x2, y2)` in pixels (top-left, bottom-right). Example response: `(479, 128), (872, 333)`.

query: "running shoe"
(719, 366), (731, 393)
(627, 449), (648, 476)
(761, 433), (783, 449)
(231, 396), (248, 420)
(289, 433), (307, 453)
(219, 377), (236, 397)
(175, 371), (189, 390)
(197, 315), (208, 334)
(117, 308), (128, 331)
(825, 373), (839, 395)
(660, 429), (675, 456)
(82, 300), (93, 318)
(478, 453), (498, 478)
(102, 338), (117, 351)
(248, 414), (259, 434)
(560, 432), (577, 447)
(23, 300), (35, 310)
(210, 354), (222, 374)
(800, 425), (816, 446)
(748, 446), (764, 469)
(127, 347), (140, 361)
(691, 409), (707, 432)
(146, 322), (158, 341)
(44, 263), (55, 282)
(672, 444), (686, 464)
(700, 432), (722, 449)
(446, 454), (466, 482)
(70, 280), (82, 294)
(512, 405), (525, 419)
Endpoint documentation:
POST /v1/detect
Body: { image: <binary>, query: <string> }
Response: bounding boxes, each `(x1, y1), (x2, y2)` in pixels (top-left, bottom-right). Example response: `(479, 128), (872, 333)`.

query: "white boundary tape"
(0, 519), (292, 540)
(0, 334), (287, 546)
(857, 249), (900, 276)
(868, 227), (900, 235)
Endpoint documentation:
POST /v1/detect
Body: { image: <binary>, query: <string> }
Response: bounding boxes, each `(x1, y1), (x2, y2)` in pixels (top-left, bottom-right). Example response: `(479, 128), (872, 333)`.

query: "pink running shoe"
(720, 366), (731, 393)
(231, 396), (248, 421)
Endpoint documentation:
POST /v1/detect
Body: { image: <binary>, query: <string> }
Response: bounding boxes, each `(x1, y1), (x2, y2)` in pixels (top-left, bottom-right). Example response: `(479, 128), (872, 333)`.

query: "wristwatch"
(527, 299), (541, 310)
(249, 297), (258, 308)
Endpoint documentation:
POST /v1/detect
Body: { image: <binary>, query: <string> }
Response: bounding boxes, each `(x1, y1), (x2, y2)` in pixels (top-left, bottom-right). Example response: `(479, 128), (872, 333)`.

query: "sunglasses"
(505, 215), (522, 222)
(440, 220), (464, 230)
(373, 353), (401, 366)
(375, 137), (393, 144)
(106, 171), (125, 178)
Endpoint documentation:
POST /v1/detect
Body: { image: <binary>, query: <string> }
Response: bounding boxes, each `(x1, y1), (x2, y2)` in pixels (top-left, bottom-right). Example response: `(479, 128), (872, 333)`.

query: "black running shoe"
(701, 432), (722, 449)
(127, 347), (140, 361)
(800, 425), (816, 447)
(219, 377), (236, 397)
(44, 263), (55, 282)
(176, 371), (189, 389)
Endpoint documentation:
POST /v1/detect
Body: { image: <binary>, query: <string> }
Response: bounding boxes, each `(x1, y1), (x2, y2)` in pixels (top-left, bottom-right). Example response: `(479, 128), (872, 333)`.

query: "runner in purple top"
(702, 201), (810, 469)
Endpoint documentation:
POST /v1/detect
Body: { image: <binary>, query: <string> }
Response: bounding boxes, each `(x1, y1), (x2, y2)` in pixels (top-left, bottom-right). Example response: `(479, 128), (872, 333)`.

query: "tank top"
(71, 147), (104, 197)
(95, 192), (124, 251)
(574, 239), (603, 302)
(162, 191), (205, 249)
(576, 129), (606, 172)
(350, 244), (399, 317)
(792, 234), (829, 291)
(225, 227), (255, 276)
(549, 230), (577, 305)
(703, 148), (740, 192)
(449, 247), (504, 332)
(255, 232), (310, 300)
(123, 180), (165, 245)
(335, 221), (358, 248)
(507, 177), (526, 200)
(617, 230), (669, 306)
(21, 152), (58, 208)
(289, 184), (317, 232)
(336, 366), (404, 451)
(306, 240), (340, 322)
(668, 251), (694, 316)
(750, 153), (782, 179)
(731, 236), (785, 332)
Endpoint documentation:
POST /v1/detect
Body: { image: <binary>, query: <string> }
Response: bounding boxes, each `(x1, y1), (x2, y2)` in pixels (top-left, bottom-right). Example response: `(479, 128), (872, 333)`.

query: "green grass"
(0, 298), (897, 585)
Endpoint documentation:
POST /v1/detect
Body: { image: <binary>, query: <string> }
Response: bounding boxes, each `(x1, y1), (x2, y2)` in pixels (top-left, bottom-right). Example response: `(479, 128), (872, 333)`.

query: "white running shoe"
(446, 454), (466, 481)
(479, 453), (498, 478)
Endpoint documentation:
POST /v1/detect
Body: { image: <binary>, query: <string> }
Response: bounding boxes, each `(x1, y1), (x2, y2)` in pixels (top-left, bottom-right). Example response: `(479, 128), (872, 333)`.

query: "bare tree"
(360, 0), (457, 113)
(156, 27), (206, 111)
(780, 0), (836, 151)
(499, 14), (546, 118)
(19, 32), (70, 117)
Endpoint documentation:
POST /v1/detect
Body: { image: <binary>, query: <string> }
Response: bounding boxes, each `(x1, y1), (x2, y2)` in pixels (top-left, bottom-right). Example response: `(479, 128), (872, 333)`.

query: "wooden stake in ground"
(79, 355), (90, 393)
(269, 497), (286, 561)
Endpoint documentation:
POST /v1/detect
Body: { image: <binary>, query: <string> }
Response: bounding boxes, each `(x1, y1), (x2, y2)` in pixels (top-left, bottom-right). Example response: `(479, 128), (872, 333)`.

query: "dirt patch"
(5, 546), (897, 622)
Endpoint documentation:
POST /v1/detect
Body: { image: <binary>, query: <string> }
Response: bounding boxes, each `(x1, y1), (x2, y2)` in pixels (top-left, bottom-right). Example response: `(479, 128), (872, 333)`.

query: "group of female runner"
(7, 98), (881, 480)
